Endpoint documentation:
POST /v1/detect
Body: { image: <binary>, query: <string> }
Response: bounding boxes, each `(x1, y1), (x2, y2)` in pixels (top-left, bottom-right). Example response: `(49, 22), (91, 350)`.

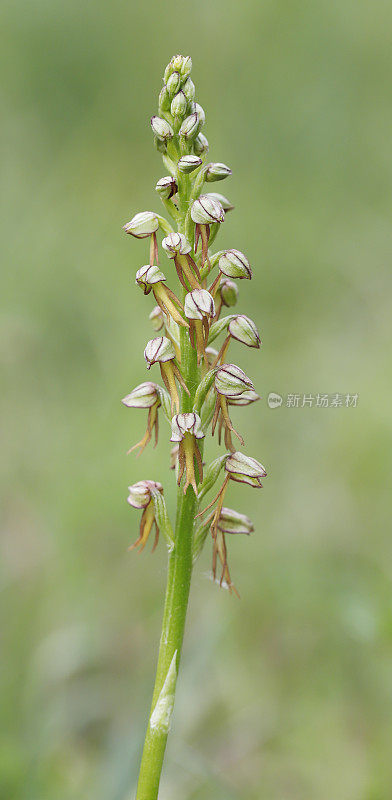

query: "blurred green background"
(1, 1), (391, 798)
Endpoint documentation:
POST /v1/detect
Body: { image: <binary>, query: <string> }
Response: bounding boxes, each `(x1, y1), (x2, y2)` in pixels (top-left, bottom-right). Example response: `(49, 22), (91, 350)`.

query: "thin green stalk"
(135, 182), (198, 800)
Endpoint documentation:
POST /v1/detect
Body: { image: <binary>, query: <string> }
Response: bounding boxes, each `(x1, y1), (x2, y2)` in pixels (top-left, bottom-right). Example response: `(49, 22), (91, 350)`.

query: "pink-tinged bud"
(219, 249), (252, 279)
(228, 315), (261, 348)
(219, 279), (238, 307)
(127, 480), (163, 509)
(184, 289), (215, 320)
(217, 507), (254, 535)
(215, 364), (254, 397)
(162, 232), (191, 258)
(225, 451), (267, 486)
(170, 412), (205, 442)
(121, 382), (159, 409)
(144, 337), (175, 368)
(191, 195), (225, 225)
(149, 305), (164, 331)
(123, 211), (159, 238)
(136, 264), (166, 295)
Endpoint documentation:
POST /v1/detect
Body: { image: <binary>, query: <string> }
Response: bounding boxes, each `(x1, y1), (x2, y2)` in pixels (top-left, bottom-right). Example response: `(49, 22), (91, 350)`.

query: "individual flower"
(171, 90), (188, 118)
(219, 278), (238, 308)
(150, 116), (174, 143)
(121, 382), (161, 455)
(191, 195), (225, 267)
(162, 232), (200, 290)
(208, 248), (251, 297)
(212, 314), (261, 365)
(144, 337), (189, 414)
(170, 413), (204, 494)
(228, 389), (261, 406)
(182, 77), (195, 104)
(127, 480), (163, 552)
(205, 162), (232, 182)
(184, 289), (215, 364)
(225, 451), (267, 486)
(179, 112), (202, 141)
(193, 132), (209, 157)
(204, 192), (234, 212)
(155, 176), (178, 199)
(135, 265), (187, 328)
(123, 211), (159, 266)
(217, 507), (254, 535)
(166, 71), (181, 97)
(212, 364), (254, 451)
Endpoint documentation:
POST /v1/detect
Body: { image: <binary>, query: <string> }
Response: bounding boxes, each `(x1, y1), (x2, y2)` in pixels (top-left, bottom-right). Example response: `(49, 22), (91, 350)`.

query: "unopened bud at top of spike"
(158, 85), (171, 113)
(177, 154), (202, 174)
(191, 195), (225, 225)
(205, 163), (232, 182)
(191, 102), (205, 125)
(162, 232), (191, 258)
(182, 77), (195, 104)
(151, 116), (174, 142)
(228, 315), (261, 348)
(166, 71), (181, 97)
(144, 337), (176, 368)
(215, 364), (254, 397)
(155, 176), (178, 199)
(219, 249), (252, 279)
(123, 211), (159, 238)
(171, 91), (188, 118)
(184, 289), (215, 320)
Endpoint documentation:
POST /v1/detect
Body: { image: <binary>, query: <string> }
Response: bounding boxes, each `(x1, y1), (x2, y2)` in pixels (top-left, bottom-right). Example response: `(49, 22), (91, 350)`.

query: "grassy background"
(1, 1), (391, 798)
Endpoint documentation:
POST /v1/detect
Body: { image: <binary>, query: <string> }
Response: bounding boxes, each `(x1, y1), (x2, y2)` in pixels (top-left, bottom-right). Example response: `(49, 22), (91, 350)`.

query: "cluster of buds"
(121, 55), (267, 593)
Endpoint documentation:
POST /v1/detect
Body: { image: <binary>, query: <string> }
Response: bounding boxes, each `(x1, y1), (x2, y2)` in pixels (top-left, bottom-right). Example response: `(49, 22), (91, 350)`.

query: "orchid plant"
(122, 54), (267, 799)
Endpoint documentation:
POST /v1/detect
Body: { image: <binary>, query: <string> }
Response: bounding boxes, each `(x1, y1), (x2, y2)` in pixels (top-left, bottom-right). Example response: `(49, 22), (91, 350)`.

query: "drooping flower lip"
(144, 337), (176, 368)
(170, 412), (205, 442)
(191, 195), (225, 225)
(228, 389), (261, 406)
(127, 480), (163, 509)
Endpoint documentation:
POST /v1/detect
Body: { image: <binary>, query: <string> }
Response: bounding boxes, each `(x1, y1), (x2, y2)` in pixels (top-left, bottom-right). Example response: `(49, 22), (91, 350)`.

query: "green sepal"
(150, 489), (175, 551)
(193, 368), (217, 415)
(197, 455), (228, 502)
(208, 315), (235, 345)
(156, 215), (175, 238)
(192, 518), (211, 562)
(156, 386), (172, 422)
(200, 388), (216, 429)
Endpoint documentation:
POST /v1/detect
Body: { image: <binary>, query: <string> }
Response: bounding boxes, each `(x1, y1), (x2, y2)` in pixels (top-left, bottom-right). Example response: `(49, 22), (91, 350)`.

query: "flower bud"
(150, 116), (174, 142)
(219, 279), (238, 307)
(122, 382), (160, 409)
(155, 176), (178, 199)
(194, 133), (209, 157)
(191, 102), (205, 125)
(178, 55), (192, 79)
(158, 85), (171, 113)
(177, 154), (202, 174)
(217, 507), (254, 535)
(225, 451), (267, 486)
(170, 412), (204, 442)
(182, 77), (195, 104)
(215, 364), (254, 397)
(191, 195), (225, 225)
(228, 315), (261, 348)
(123, 211), (159, 238)
(205, 162), (232, 182)
(144, 337), (176, 368)
(171, 91), (187, 118)
(162, 232), (191, 257)
(127, 480), (163, 509)
(179, 113), (202, 140)
(166, 71), (181, 97)
(219, 249), (252, 279)
(184, 289), (215, 320)
(149, 305), (164, 331)
(229, 390), (260, 406)
(136, 264), (166, 294)
(205, 192), (234, 212)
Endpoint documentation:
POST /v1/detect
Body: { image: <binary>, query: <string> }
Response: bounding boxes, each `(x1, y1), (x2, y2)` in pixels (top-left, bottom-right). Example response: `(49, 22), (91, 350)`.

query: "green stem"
(135, 161), (199, 800)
